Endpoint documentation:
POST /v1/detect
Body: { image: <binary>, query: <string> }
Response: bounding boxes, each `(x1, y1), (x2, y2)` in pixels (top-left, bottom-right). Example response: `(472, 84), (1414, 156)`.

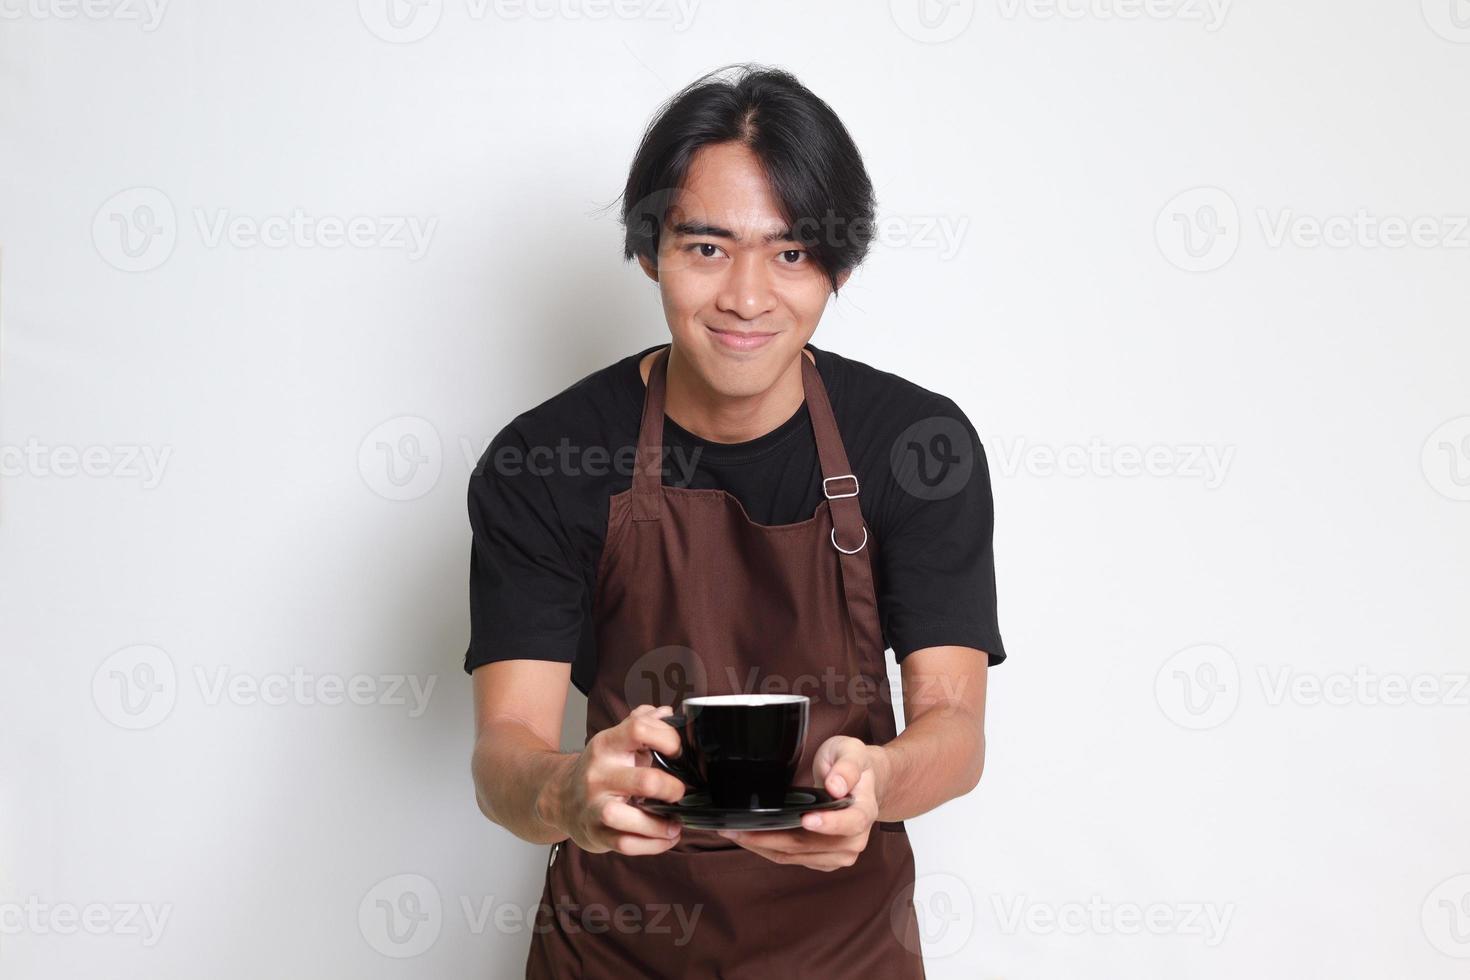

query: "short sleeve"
(875, 399), (1006, 666)
(463, 423), (588, 674)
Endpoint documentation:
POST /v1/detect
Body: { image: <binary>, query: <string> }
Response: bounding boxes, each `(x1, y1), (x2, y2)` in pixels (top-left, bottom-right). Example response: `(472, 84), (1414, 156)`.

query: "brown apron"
(526, 345), (926, 978)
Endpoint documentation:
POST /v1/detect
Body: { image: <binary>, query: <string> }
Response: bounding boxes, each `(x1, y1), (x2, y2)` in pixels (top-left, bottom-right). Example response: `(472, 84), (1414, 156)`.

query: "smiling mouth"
(706, 324), (778, 351)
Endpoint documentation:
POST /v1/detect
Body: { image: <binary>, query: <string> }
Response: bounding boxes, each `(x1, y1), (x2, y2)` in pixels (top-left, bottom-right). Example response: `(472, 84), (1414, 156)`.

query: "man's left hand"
(716, 735), (882, 872)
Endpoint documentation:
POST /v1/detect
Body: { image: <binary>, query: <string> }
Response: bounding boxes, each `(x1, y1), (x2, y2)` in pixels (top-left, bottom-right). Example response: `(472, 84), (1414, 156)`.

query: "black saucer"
(631, 786), (853, 831)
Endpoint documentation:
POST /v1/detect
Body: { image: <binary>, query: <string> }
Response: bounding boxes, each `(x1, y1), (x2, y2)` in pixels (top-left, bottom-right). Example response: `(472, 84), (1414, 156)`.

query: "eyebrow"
(669, 220), (800, 246)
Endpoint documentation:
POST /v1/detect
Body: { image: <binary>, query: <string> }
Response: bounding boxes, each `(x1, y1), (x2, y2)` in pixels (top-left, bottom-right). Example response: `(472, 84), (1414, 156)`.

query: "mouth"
(705, 324), (779, 352)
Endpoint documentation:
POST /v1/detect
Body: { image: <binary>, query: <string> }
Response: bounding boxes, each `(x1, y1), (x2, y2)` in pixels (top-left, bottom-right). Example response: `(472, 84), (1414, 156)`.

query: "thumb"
(813, 737), (866, 799)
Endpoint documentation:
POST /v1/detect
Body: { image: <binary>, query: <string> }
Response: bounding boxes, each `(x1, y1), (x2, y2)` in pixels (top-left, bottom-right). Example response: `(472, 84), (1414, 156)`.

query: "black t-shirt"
(465, 342), (1006, 695)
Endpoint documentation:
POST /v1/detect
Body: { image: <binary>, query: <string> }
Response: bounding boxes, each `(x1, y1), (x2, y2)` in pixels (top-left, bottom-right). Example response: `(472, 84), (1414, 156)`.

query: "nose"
(715, 251), (777, 321)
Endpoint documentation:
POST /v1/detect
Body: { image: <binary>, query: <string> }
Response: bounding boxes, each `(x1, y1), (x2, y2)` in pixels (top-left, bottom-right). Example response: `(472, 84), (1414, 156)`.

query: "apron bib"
(526, 345), (926, 978)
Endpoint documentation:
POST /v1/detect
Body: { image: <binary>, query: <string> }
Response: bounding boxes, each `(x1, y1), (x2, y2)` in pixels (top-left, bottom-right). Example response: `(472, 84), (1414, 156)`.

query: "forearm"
(867, 704), (986, 823)
(472, 717), (577, 845)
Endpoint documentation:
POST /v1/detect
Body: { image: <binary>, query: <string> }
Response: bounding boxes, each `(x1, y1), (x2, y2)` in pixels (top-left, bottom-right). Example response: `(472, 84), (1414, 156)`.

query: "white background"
(2, 1), (1469, 976)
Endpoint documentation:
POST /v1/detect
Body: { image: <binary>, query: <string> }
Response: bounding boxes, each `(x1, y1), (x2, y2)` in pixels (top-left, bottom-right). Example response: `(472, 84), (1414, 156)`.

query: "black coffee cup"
(650, 694), (809, 809)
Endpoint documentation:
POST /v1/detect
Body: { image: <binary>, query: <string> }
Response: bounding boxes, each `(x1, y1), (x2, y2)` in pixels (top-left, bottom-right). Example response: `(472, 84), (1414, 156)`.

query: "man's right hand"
(539, 704), (689, 855)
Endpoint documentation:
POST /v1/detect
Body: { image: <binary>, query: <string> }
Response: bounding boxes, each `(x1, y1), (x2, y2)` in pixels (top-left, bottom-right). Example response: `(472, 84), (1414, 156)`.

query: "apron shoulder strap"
(631, 346), (670, 521)
(800, 351), (867, 553)
(801, 351), (885, 666)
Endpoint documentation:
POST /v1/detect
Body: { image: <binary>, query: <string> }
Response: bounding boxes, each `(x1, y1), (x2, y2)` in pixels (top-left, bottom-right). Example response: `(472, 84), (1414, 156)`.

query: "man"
(466, 64), (1005, 977)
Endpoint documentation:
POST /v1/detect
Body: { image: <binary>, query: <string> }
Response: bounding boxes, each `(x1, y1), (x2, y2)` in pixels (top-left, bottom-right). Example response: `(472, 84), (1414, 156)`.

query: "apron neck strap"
(631, 347), (671, 519)
(799, 351), (867, 552)
(632, 345), (867, 548)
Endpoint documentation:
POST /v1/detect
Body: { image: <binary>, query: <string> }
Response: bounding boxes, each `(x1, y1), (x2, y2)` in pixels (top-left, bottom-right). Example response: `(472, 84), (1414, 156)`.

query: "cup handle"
(648, 713), (702, 790)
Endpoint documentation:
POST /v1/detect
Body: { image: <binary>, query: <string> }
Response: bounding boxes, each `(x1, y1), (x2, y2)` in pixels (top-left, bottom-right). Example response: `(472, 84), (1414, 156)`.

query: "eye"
(686, 243), (722, 259)
(779, 249), (807, 264)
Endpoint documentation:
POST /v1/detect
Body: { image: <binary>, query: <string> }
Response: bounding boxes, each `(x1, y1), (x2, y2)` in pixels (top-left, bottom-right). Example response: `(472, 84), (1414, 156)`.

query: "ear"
(833, 268), (852, 293)
(637, 253), (659, 283)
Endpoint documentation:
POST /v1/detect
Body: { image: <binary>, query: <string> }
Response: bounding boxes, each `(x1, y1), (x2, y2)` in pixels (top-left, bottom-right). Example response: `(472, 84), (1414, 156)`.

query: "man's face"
(639, 141), (849, 398)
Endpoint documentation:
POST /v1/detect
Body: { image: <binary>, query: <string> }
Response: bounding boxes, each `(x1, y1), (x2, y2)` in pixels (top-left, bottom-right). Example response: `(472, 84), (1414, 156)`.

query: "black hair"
(616, 63), (876, 296)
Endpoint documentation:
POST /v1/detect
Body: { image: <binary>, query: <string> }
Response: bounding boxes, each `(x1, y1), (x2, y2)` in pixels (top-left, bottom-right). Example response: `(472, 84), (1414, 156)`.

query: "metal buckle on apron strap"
(831, 526), (867, 554)
(823, 474), (860, 499)
(824, 474), (868, 553)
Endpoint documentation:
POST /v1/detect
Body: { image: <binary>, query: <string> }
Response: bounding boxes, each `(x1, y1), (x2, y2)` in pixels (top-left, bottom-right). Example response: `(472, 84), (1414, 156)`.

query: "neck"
(653, 346), (810, 445)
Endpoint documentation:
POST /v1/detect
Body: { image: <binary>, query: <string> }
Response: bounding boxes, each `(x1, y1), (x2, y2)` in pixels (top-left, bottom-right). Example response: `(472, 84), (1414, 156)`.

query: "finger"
(719, 828), (813, 852)
(611, 761), (688, 804)
(597, 797), (683, 842)
(818, 743), (868, 799)
(717, 833), (787, 862)
(722, 836), (850, 871)
(607, 712), (683, 756)
(810, 763), (877, 833)
(624, 703), (673, 727)
(598, 830), (683, 856)
(800, 804), (870, 836)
